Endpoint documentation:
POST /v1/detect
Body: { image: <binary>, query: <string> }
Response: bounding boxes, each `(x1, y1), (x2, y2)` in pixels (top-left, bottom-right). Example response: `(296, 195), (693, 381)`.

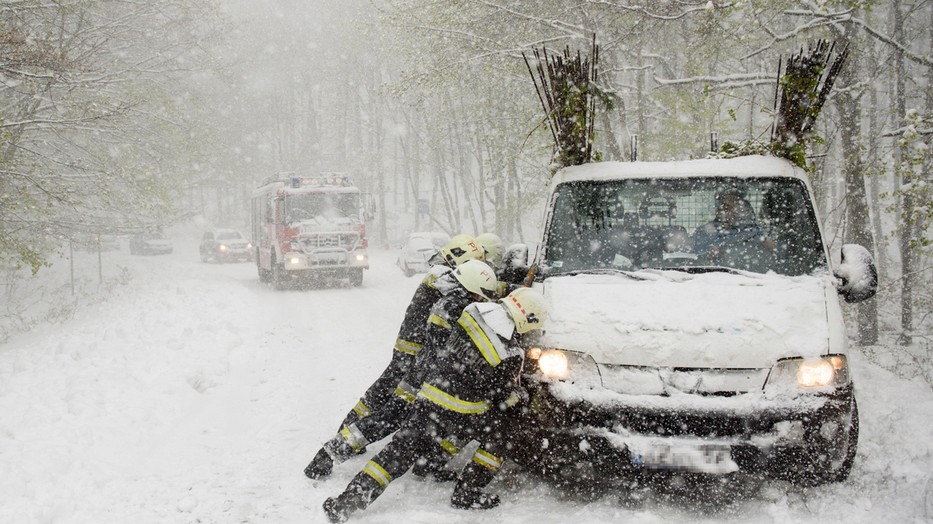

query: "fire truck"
(250, 173), (371, 289)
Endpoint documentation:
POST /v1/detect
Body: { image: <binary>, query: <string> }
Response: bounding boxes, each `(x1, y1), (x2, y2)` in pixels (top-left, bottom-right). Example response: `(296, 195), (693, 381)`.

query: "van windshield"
(541, 177), (826, 276)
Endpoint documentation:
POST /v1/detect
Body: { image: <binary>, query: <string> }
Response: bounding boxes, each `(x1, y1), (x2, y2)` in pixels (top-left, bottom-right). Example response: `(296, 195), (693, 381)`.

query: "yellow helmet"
(476, 233), (504, 268)
(501, 287), (548, 334)
(440, 234), (484, 267)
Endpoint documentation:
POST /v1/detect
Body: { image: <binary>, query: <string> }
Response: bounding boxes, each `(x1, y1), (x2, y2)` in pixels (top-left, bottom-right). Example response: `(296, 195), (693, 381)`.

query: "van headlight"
(526, 347), (601, 387)
(765, 355), (849, 393)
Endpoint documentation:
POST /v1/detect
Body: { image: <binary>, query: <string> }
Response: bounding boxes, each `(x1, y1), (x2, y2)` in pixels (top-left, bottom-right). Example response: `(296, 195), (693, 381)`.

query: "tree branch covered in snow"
(0, 0), (226, 273)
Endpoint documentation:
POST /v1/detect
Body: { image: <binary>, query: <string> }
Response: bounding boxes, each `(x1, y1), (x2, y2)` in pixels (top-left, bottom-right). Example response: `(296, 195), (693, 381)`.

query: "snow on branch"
(523, 35), (601, 169)
(771, 39), (848, 168)
(781, 8), (932, 67)
(653, 72), (778, 89)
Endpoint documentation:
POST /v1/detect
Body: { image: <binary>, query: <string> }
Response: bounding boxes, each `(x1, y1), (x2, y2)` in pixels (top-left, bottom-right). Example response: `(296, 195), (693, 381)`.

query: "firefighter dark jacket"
(393, 264), (459, 356)
(397, 287), (476, 399)
(418, 302), (524, 414)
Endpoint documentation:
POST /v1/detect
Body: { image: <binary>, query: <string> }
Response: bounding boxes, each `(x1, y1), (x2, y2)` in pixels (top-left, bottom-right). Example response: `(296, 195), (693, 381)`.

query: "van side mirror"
(500, 243), (530, 285)
(834, 244), (878, 303)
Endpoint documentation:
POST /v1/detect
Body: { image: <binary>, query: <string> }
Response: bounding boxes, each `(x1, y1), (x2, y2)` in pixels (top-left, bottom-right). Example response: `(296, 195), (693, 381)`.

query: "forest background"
(1, 1), (931, 382)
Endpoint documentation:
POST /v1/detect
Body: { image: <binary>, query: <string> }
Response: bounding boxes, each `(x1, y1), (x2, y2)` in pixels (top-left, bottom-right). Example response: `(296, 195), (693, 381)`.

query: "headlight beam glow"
(538, 350), (570, 380)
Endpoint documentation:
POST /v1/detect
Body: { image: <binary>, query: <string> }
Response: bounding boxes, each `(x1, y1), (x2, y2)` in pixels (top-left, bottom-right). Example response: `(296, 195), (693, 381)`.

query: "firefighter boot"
(303, 448), (333, 479)
(323, 474), (383, 523)
(305, 430), (362, 480)
(450, 461), (499, 510)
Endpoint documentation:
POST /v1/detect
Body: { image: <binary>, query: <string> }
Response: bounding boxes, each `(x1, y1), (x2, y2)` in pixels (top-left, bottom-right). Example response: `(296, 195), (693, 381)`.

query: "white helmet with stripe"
(501, 287), (548, 334)
(452, 259), (498, 300)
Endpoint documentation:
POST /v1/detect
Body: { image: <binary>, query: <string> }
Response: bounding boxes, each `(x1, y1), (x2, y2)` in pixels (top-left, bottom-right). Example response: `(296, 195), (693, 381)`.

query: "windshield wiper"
(645, 266), (771, 280)
(645, 265), (738, 274)
(549, 267), (649, 280)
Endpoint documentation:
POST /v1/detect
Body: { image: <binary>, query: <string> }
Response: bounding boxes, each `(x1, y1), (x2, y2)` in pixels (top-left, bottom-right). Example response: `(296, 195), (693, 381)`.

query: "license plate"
(629, 442), (736, 473)
(316, 253), (345, 263)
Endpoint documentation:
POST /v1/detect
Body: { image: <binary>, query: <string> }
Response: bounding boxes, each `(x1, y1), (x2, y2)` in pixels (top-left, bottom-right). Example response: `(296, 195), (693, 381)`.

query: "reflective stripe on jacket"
(418, 383), (490, 414)
(394, 265), (452, 349)
(418, 302), (525, 412)
(458, 309), (508, 367)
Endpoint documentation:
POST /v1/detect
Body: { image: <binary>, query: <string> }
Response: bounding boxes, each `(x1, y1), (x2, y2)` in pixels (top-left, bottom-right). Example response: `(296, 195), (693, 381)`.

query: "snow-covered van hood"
(537, 270), (838, 369)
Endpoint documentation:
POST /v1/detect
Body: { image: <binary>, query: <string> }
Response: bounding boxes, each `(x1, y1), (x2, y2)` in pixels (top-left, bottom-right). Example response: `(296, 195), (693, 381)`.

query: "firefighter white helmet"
(440, 234), (484, 267)
(476, 233), (504, 268)
(501, 287), (548, 334)
(452, 260), (498, 300)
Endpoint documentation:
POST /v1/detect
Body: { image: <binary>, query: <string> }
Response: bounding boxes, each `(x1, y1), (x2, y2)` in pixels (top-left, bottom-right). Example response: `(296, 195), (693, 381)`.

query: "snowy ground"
(1, 235), (932, 523)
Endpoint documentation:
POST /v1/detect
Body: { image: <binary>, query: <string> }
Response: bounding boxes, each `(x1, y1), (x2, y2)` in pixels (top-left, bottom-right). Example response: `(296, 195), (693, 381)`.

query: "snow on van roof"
(551, 155), (805, 186)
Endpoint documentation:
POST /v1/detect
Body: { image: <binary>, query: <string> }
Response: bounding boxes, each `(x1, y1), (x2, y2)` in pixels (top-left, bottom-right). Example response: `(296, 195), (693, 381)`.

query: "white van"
(519, 155), (877, 486)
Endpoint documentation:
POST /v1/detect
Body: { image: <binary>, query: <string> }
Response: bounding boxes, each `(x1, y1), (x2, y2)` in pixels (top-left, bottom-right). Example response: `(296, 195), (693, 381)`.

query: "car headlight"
(219, 244), (228, 252)
(765, 355), (849, 393)
(526, 347), (601, 387)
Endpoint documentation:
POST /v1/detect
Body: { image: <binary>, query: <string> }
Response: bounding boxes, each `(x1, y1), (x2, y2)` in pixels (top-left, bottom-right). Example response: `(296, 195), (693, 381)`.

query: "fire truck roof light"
(298, 175), (352, 187)
(259, 173), (354, 190)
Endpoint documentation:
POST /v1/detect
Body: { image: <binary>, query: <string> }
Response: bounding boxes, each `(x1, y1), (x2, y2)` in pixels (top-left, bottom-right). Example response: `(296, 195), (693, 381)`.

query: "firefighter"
(477, 232), (525, 299)
(476, 232), (504, 271)
(303, 234), (485, 479)
(322, 287), (549, 523)
(305, 259), (500, 479)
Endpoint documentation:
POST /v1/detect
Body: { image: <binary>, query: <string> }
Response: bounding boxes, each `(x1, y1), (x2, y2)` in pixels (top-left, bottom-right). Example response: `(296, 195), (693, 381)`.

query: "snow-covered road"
(1, 237), (931, 523)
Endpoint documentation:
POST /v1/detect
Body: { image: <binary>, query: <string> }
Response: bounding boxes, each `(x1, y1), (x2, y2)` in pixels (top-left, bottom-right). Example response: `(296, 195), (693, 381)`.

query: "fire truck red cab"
(251, 173), (370, 289)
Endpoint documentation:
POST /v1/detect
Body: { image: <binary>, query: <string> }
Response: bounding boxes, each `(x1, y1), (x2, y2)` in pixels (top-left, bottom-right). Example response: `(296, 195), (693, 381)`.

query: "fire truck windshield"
(286, 192), (361, 223)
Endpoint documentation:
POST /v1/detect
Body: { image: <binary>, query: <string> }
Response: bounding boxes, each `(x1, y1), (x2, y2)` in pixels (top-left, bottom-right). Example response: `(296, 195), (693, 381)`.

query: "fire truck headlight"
(355, 254), (366, 262)
(289, 256), (302, 265)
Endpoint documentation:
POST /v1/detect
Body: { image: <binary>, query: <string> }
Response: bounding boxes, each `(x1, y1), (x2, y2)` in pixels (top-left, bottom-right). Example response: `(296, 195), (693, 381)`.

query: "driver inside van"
(692, 189), (774, 262)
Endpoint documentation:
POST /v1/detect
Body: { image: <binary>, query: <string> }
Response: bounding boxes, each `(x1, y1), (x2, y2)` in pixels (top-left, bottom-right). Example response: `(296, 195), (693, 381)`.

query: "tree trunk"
(450, 115), (479, 234)
(473, 133), (488, 233)
(434, 145), (458, 233)
(836, 28), (878, 345)
(635, 41), (646, 157)
(866, 40), (886, 279)
(371, 83), (388, 248)
(893, 0), (913, 345)
(509, 158), (524, 242)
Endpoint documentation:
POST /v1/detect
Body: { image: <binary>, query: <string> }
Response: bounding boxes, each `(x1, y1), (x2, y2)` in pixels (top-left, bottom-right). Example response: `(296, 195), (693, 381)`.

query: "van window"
(541, 177), (825, 276)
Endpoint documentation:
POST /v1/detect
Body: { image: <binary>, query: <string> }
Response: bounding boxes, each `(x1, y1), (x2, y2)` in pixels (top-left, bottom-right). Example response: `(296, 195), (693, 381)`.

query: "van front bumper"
(515, 378), (856, 481)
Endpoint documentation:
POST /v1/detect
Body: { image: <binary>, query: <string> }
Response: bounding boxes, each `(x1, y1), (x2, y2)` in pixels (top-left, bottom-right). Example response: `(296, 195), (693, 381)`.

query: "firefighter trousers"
(331, 399), (514, 517)
(338, 350), (415, 429)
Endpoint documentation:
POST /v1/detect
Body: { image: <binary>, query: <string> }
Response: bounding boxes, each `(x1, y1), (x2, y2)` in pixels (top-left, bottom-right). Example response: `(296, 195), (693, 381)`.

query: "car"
(129, 232), (173, 256)
(514, 155), (877, 488)
(396, 231), (450, 276)
(199, 228), (252, 263)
